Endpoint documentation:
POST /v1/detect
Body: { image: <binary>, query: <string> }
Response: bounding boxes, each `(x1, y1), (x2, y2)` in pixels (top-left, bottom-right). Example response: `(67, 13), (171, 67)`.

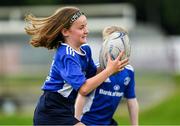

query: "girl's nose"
(84, 27), (89, 34)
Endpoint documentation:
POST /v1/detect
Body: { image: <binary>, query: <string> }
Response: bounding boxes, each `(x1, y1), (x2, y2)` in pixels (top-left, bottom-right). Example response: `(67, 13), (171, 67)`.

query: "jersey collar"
(61, 43), (86, 56)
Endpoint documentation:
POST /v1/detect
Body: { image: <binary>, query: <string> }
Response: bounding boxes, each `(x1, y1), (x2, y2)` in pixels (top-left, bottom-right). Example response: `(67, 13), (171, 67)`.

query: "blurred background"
(0, 0), (180, 125)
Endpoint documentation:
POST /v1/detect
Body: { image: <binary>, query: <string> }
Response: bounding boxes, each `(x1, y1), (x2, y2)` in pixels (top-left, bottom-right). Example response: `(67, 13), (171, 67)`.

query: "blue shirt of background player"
(81, 65), (135, 126)
(42, 43), (97, 102)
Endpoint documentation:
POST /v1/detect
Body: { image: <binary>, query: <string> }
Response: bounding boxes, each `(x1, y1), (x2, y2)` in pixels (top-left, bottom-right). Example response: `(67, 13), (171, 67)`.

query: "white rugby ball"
(99, 32), (131, 69)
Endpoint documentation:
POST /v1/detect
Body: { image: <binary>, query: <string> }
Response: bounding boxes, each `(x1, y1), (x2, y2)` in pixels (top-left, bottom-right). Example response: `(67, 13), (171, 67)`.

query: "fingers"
(106, 51), (129, 74)
(121, 61), (129, 68)
(121, 58), (129, 64)
(117, 58), (129, 71)
(116, 51), (124, 61)
(121, 58), (129, 66)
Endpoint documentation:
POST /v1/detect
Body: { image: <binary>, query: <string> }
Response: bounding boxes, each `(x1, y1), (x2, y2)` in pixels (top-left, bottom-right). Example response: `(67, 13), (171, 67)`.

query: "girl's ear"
(61, 28), (69, 37)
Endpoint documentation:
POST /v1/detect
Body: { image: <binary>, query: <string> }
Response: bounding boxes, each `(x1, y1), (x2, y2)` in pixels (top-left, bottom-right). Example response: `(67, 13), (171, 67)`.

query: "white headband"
(70, 11), (84, 23)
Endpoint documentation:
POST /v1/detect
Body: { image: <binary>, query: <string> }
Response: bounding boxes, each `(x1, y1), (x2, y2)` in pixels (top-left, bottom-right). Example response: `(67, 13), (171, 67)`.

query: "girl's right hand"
(105, 51), (129, 75)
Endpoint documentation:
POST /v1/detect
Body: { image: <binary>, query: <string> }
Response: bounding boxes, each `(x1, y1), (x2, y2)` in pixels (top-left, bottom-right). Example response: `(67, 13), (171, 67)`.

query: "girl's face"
(66, 15), (88, 46)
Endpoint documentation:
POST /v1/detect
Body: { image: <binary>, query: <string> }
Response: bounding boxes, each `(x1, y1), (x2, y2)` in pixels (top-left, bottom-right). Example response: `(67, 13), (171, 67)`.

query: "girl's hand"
(105, 51), (129, 75)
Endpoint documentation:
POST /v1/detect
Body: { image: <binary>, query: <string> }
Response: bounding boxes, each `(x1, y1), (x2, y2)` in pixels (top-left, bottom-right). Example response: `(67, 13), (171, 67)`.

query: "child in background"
(75, 26), (139, 126)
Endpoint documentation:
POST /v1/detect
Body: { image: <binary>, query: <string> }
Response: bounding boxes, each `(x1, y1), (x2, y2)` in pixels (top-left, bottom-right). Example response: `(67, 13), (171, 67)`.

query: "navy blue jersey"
(81, 65), (135, 125)
(41, 43), (97, 101)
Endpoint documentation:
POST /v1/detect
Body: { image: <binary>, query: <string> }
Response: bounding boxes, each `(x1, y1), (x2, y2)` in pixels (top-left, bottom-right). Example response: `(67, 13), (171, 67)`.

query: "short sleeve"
(86, 53), (97, 78)
(82, 45), (97, 78)
(60, 55), (86, 91)
(124, 71), (136, 99)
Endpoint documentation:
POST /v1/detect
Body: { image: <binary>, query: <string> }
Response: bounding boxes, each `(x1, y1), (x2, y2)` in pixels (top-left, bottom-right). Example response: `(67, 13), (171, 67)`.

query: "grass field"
(114, 86), (180, 125)
(114, 74), (180, 125)
(0, 74), (179, 125)
(0, 114), (33, 125)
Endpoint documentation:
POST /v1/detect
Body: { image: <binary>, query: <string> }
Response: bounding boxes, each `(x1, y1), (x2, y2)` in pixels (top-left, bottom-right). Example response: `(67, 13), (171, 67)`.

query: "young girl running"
(25, 7), (128, 125)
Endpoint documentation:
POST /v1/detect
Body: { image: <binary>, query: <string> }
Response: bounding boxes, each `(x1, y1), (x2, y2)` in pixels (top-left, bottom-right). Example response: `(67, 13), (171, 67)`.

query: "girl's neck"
(65, 41), (81, 52)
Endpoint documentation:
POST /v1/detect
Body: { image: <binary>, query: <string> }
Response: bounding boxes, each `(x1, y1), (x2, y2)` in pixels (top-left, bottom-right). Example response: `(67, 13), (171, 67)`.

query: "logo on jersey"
(113, 85), (120, 91)
(99, 89), (123, 97)
(124, 77), (131, 86)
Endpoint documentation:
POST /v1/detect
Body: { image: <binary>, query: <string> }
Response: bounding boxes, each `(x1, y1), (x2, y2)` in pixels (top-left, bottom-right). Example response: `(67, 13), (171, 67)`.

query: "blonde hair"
(25, 6), (81, 49)
(102, 26), (128, 41)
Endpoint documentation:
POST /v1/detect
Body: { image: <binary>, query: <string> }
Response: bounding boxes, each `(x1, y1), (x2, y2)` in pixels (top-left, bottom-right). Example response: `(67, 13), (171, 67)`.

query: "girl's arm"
(127, 98), (139, 126)
(79, 52), (128, 96)
(75, 93), (87, 120)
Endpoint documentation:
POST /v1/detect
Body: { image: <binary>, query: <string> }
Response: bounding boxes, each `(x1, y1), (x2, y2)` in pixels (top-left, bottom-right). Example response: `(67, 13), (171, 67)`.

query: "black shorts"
(33, 91), (80, 125)
(110, 118), (118, 126)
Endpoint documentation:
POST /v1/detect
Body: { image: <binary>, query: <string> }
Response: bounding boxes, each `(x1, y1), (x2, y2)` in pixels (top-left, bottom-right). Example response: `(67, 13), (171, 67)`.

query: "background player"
(75, 26), (139, 126)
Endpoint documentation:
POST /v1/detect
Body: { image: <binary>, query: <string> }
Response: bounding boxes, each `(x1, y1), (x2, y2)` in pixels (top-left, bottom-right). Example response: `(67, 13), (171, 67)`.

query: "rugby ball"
(99, 32), (131, 69)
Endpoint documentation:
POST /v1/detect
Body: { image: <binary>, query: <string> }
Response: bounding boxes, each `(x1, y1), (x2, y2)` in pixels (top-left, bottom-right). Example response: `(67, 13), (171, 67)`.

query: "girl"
(25, 7), (128, 125)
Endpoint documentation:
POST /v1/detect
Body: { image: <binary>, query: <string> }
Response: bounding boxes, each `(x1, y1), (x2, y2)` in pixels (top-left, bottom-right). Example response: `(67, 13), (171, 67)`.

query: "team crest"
(124, 77), (130, 86)
(113, 85), (120, 91)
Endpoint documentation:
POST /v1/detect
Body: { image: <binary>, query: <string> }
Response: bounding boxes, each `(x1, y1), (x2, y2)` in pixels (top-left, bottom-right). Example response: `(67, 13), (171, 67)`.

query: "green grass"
(113, 89), (180, 125)
(140, 89), (180, 125)
(173, 74), (180, 86)
(0, 115), (33, 125)
(114, 74), (180, 125)
(0, 75), (44, 86)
